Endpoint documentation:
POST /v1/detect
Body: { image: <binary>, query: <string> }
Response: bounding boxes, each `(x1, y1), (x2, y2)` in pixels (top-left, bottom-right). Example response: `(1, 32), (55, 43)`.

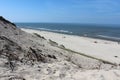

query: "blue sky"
(0, 0), (120, 24)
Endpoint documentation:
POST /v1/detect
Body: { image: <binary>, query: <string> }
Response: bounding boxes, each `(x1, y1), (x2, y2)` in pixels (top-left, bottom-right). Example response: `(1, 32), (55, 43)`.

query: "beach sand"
(21, 28), (120, 64)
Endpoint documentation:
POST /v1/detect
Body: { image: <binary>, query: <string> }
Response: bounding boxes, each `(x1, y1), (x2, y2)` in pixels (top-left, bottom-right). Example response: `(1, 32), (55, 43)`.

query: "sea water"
(16, 23), (120, 42)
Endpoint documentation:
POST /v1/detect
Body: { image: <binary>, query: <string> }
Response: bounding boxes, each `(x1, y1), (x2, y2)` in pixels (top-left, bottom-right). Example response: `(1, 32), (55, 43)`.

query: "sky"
(0, 0), (120, 24)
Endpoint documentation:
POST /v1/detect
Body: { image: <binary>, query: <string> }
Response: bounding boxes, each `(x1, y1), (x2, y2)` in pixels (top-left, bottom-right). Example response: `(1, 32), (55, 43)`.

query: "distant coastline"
(16, 23), (120, 42)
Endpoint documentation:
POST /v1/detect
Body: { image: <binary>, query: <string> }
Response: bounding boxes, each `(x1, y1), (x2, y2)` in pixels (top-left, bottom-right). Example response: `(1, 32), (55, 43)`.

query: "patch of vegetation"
(59, 44), (65, 48)
(49, 39), (58, 46)
(33, 33), (46, 40)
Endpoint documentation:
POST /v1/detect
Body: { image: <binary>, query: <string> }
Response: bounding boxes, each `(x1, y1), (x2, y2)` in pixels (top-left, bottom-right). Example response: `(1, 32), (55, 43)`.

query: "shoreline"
(21, 28), (120, 64)
(19, 27), (120, 42)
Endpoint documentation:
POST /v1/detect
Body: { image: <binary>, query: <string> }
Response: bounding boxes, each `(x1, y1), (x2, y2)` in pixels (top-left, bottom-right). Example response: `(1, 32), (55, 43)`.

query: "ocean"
(16, 23), (120, 42)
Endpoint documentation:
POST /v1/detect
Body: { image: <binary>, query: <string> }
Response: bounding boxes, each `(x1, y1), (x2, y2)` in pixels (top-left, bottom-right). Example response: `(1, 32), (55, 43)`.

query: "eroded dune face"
(0, 16), (120, 80)
(0, 16), (59, 68)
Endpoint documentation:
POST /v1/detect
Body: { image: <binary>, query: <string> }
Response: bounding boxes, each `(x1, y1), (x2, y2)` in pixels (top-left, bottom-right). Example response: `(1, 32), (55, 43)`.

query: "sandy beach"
(21, 28), (120, 64)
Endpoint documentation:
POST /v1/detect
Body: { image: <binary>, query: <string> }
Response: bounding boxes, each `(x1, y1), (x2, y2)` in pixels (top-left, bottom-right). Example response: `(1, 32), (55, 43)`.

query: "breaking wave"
(97, 35), (120, 41)
(37, 28), (73, 34)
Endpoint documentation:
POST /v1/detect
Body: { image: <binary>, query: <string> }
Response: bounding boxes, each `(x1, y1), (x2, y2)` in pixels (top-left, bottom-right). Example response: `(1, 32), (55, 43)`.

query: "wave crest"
(98, 35), (120, 41)
(38, 28), (73, 34)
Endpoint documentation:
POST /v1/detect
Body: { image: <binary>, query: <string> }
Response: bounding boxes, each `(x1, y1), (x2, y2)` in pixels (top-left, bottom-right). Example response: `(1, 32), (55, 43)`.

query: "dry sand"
(21, 28), (120, 64)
